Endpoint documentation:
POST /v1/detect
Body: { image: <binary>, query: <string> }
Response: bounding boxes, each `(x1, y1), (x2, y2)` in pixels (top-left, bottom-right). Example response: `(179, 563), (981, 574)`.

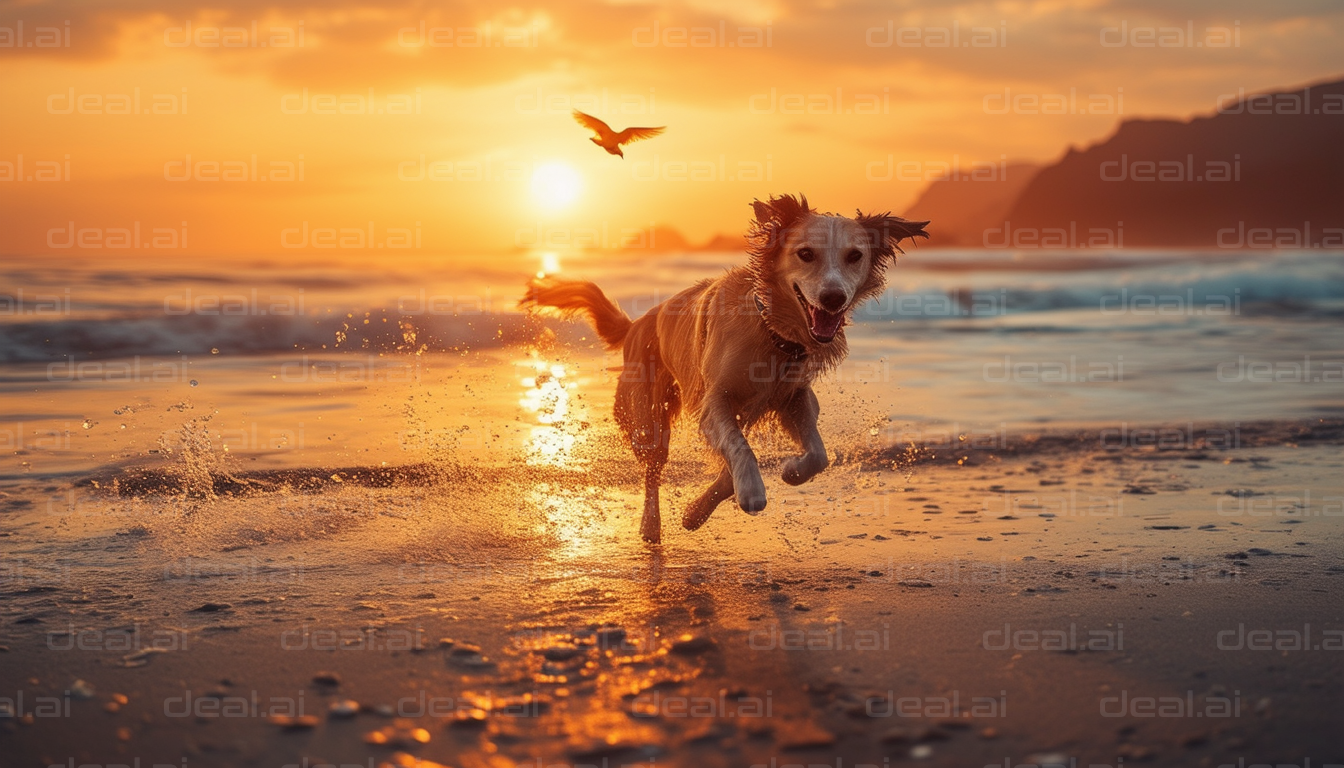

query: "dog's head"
(747, 194), (929, 344)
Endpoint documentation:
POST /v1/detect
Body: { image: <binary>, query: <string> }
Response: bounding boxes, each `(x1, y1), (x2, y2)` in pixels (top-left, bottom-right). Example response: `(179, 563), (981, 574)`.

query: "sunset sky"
(1, 0), (1341, 256)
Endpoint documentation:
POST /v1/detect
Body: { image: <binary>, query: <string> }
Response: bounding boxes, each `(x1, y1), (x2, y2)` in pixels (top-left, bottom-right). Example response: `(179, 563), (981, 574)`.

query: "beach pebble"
(567, 736), (647, 759)
(378, 753), (452, 768)
(312, 671), (342, 687)
(269, 714), (320, 730)
(364, 721), (431, 746)
(70, 680), (95, 699)
(450, 708), (489, 727)
(595, 627), (627, 647)
(542, 646), (585, 661)
(777, 720), (836, 750)
(329, 699), (360, 718)
(121, 647), (168, 667)
(670, 634), (716, 655)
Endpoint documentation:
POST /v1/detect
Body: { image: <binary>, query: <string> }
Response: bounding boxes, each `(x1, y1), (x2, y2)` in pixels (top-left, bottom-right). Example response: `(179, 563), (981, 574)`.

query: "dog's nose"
(817, 289), (847, 313)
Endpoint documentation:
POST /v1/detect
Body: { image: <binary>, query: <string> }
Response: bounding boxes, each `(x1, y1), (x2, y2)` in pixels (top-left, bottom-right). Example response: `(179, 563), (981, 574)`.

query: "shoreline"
(3, 430), (1342, 767)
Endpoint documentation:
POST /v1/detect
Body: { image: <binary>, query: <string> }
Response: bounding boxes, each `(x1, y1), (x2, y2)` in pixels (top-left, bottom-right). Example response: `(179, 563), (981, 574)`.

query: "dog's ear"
(856, 211), (930, 258)
(747, 194), (812, 263)
(752, 194), (811, 228)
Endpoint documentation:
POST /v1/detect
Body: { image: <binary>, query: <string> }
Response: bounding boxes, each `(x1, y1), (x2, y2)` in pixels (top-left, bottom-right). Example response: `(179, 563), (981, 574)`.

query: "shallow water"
(3, 248), (1341, 485)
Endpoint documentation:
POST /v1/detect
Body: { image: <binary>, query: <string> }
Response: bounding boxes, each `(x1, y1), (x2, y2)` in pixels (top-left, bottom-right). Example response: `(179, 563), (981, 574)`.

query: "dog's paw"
(682, 505), (712, 531)
(735, 479), (767, 515)
(781, 453), (828, 486)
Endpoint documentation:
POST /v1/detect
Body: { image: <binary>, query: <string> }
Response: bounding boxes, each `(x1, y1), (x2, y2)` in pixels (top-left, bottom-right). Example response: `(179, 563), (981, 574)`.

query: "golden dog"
(521, 194), (928, 543)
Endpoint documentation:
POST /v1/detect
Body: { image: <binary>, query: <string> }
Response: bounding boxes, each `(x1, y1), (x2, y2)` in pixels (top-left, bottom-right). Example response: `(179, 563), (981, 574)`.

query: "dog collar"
(752, 292), (809, 361)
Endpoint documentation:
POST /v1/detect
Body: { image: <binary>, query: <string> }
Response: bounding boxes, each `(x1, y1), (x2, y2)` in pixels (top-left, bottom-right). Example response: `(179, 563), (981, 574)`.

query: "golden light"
(530, 162), (583, 211)
(517, 359), (585, 468)
(539, 251), (561, 276)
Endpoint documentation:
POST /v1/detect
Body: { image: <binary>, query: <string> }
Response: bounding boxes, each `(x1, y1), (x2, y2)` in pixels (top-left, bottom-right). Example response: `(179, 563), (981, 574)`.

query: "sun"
(530, 162), (583, 211)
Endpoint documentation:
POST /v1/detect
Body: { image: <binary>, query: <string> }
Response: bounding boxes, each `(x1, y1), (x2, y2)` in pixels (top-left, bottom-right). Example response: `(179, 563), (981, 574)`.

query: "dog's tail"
(519, 277), (633, 350)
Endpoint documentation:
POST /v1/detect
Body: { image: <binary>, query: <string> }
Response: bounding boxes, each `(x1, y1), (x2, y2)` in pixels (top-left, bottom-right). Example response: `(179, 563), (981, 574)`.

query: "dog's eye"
(845, 249), (864, 264)
(797, 248), (815, 263)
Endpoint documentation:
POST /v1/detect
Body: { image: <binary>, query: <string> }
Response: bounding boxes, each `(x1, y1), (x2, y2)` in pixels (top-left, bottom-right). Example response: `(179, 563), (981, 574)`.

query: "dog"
(520, 194), (928, 543)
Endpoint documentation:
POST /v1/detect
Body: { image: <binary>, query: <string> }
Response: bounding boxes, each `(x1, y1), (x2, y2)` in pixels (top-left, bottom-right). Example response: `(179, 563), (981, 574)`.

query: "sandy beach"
(3, 336), (1342, 768)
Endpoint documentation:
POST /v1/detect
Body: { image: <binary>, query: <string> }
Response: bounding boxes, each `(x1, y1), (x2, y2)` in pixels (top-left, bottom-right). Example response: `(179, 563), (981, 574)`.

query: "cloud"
(4, 0), (1339, 103)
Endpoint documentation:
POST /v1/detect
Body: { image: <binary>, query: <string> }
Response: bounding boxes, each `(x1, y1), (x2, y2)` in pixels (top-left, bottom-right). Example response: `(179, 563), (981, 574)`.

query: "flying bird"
(573, 110), (665, 158)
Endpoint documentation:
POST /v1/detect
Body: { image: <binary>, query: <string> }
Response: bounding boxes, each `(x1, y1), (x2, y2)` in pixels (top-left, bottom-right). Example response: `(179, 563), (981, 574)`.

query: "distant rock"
(1003, 78), (1344, 248)
(903, 163), (1040, 247)
(903, 77), (1344, 248)
(697, 232), (748, 252)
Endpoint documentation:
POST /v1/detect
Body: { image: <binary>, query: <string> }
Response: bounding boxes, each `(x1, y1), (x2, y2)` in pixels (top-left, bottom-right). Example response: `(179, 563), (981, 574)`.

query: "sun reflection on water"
(517, 356), (610, 557)
(516, 357), (587, 468)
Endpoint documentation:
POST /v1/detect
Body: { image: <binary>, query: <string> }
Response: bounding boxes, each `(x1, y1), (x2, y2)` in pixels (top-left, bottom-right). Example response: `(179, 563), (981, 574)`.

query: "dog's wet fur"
(521, 194), (929, 543)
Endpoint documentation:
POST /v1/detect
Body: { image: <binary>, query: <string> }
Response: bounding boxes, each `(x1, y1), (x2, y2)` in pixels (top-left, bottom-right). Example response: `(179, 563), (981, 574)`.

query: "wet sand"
(3, 406), (1343, 767)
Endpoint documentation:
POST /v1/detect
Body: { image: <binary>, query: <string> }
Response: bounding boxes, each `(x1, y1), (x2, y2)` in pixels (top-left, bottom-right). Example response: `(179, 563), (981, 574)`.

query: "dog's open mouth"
(793, 284), (846, 343)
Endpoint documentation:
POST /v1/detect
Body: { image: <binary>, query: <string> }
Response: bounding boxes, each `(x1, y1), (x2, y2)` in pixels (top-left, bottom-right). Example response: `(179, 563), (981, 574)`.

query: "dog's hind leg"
(682, 464), (733, 531)
(639, 450), (667, 543)
(779, 386), (830, 486)
(615, 316), (677, 544)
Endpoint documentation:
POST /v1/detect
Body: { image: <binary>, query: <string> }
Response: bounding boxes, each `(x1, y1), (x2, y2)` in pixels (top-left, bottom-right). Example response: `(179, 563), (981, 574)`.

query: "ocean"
(3, 248), (1341, 482)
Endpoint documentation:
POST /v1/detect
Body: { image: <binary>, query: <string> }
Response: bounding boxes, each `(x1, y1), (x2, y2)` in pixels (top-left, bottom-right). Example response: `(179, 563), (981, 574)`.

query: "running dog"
(520, 194), (928, 543)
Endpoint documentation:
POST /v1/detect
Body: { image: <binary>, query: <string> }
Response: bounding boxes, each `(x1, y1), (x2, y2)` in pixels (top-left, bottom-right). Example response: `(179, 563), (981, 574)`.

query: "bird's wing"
(614, 125), (666, 145)
(573, 110), (616, 141)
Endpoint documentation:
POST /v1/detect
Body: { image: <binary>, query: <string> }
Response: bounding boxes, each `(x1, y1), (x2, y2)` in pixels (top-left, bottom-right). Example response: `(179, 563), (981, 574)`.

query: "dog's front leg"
(779, 386), (829, 485)
(700, 394), (767, 513)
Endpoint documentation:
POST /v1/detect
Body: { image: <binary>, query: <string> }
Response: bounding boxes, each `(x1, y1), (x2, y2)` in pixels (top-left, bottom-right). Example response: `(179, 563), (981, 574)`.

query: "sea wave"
(2, 248), (1341, 361)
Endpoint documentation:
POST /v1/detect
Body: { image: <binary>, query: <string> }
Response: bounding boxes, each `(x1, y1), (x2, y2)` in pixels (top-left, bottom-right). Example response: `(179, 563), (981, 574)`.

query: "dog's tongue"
(807, 305), (845, 341)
